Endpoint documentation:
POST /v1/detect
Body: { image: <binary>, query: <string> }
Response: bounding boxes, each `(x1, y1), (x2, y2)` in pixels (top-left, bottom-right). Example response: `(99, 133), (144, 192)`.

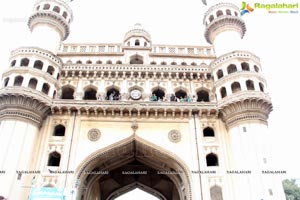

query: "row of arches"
(126, 39), (148, 47)
(61, 85), (212, 102)
(219, 80), (265, 98)
(216, 62), (259, 80)
(3, 76), (56, 98)
(11, 58), (60, 80)
(206, 8), (238, 25)
(36, 3), (69, 21)
(67, 59), (206, 66)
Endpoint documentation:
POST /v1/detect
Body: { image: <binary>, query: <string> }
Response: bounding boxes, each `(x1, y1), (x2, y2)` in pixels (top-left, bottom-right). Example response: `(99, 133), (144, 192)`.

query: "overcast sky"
(0, 0), (299, 198)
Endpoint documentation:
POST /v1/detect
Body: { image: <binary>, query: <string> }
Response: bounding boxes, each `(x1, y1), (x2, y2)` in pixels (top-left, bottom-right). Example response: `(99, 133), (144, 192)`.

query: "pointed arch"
(130, 54), (143, 64)
(74, 135), (192, 200)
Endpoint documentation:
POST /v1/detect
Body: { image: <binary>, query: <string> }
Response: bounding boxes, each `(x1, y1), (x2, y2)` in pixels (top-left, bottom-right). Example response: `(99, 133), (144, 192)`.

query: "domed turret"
(123, 23), (152, 48)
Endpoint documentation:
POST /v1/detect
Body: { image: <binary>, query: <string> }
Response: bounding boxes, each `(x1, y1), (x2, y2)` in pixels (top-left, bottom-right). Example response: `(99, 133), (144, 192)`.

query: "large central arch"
(74, 136), (192, 200)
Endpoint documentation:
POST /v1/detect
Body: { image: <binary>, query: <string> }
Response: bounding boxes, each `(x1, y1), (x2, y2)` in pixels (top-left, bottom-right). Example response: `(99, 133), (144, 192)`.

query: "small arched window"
(53, 125), (65, 136)
(10, 60), (16, 67)
(216, 69), (223, 79)
(96, 60), (102, 64)
(231, 82), (241, 93)
(181, 62), (187, 66)
(171, 62), (177, 65)
(197, 90), (209, 102)
(216, 10), (223, 17)
(135, 39), (140, 46)
(86, 60), (92, 64)
(61, 86), (74, 99)
(42, 83), (50, 95)
(4, 77), (9, 87)
(53, 90), (56, 99)
(259, 83), (265, 92)
(144, 42), (147, 47)
(47, 66), (55, 75)
(106, 60), (112, 64)
(130, 55), (143, 64)
(241, 62), (250, 71)
(53, 6), (60, 14)
(20, 58), (29, 67)
(106, 88), (120, 100)
(209, 15), (214, 22)
(33, 60), (43, 70)
(246, 80), (255, 90)
(203, 127), (215, 137)
(83, 87), (97, 100)
(151, 88), (165, 101)
(161, 62), (166, 65)
(206, 153), (219, 166)
(28, 78), (38, 89)
(62, 11), (68, 19)
(150, 61), (157, 65)
(227, 64), (237, 74)
(48, 152), (61, 166)
(191, 62), (197, 66)
(36, 5), (40, 10)
(226, 9), (231, 15)
(43, 4), (50, 10)
(254, 65), (259, 72)
(220, 87), (227, 98)
(175, 90), (187, 100)
(14, 76), (23, 86)
(76, 60), (82, 64)
(116, 60), (122, 64)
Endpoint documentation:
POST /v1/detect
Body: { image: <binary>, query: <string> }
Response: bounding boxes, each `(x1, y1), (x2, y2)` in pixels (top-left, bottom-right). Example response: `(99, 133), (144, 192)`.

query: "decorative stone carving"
(88, 128), (101, 141)
(168, 130), (181, 143)
(131, 121), (138, 134)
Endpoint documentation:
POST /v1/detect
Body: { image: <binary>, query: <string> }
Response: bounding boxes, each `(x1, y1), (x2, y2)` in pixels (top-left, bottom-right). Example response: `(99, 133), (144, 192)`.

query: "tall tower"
(204, 2), (285, 200)
(0, 0), (73, 198)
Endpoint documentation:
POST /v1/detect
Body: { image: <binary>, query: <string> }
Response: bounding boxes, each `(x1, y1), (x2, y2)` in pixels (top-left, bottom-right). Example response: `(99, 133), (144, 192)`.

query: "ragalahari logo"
(240, 2), (254, 15)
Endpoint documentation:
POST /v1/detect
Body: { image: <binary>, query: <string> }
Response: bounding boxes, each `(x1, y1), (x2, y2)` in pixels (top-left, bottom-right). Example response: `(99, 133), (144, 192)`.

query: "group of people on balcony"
(150, 93), (197, 102)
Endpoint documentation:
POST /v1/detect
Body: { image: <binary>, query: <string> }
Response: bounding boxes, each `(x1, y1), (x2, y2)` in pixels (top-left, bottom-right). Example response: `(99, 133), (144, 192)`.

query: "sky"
(0, 0), (299, 198)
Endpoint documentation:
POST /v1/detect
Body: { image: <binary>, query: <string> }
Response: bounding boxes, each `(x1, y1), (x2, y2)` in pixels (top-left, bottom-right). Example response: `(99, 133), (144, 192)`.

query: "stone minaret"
(0, 0), (73, 198)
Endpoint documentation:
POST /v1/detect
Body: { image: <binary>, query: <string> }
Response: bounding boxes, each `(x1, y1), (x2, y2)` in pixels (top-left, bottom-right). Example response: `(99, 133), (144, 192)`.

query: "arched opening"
(231, 82), (241, 93)
(210, 186), (223, 200)
(220, 87), (227, 98)
(47, 66), (55, 75)
(144, 42), (148, 47)
(209, 15), (214, 22)
(259, 82), (265, 92)
(62, 11), (68, 19)
(206, 153), (219, 166)
(53, 90), (56, 99)
(42, 83), (50, 95)
(197, 90), (209, 102)
(47, 151), (61, 167)
(36, 5), (40, 10)
(86, 60), (92, 64)
(150, 61), (157, 65)
(216, 69), (223, 79)
(241, 62), (250, 71)
(175, 90), (187, 101)
(28, 78), (38, 89)
(216, 10), (223, 17)
(130, 54), (143, 64)
(13, 76), (23, 86)
(203, 127), (215, 137)
(43, 4), (50, 10)
(57, 73), (60, 80)
(246, 80), (255, 90)
(74, 137), (191, 200)
(181, 62), (187, 66)
(20, 58), (29, 67)
(227, 64), (237, 74)
(254, 65), (259, 72)
(106, 60), (113, 64)
(3, 78), (9, 87)
(115, 188), (159, 200)
(33, 60), (43, 70)
(226, 9), (231, 15)
(171, 62), (177, 65)
(116, 60), (122, 64)
(234, 11), (238, 16)
(151, 88), (165, 101)
(10, 60), (16, 67)
(106, 88), (120, 100)
(191, 62), (197, 66)
(135, 39), (140, 46)
(83, 87), (97, 100)
(53, 6), (60, 14)
(96, 60), (102, 64)
(61, 86), (75, 99)
(160, 61), (166, 65)
(76, 60), (82, 64)
(53, 125), (65, 137)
